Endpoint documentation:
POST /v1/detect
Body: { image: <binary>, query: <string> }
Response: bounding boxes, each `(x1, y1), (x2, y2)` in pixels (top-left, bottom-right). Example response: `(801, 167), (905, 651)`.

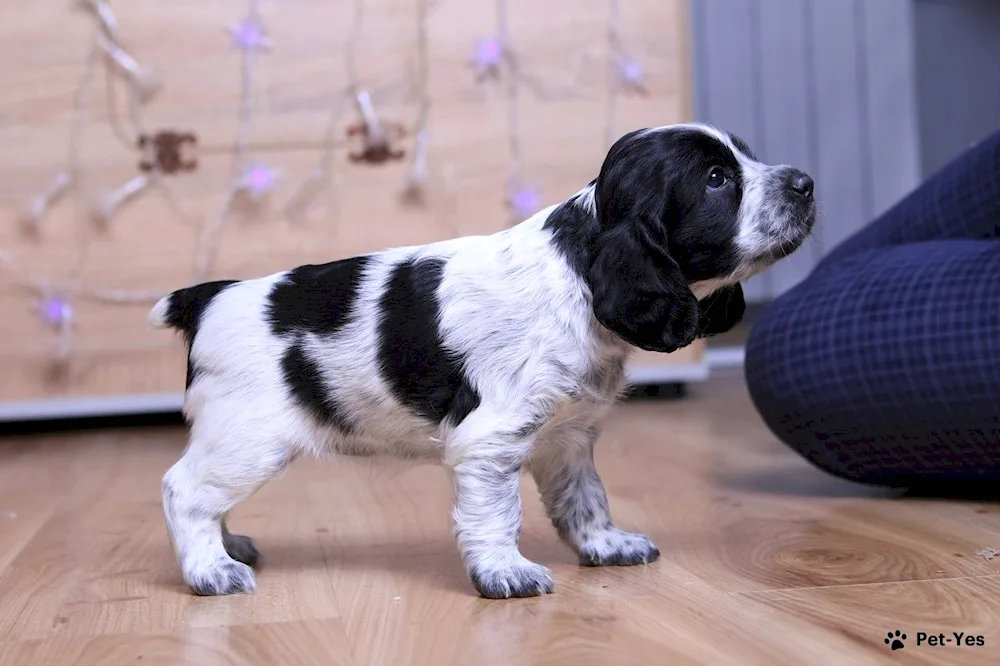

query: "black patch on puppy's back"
(159, 279), (238, 389)
(377, 257), (480, 425)
(266, 256), (370, 336)
(281, 342), (356, 434)
(164, 280), (239, 346)
(266, 256), (369, 432)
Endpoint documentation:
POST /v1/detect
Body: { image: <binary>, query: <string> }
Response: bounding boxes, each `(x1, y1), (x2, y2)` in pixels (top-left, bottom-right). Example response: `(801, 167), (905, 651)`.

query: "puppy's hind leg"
(529, 421), (660, 567)
(161, 421), (291, 596)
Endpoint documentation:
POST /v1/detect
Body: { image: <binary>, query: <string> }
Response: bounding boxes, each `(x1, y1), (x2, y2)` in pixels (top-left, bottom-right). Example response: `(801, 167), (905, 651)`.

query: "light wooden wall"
(0, 0), (698, 407)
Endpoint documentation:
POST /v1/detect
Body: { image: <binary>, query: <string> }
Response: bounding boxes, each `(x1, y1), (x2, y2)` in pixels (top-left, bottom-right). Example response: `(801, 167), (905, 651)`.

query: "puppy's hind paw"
(470, 558), (554, 599)
(186, 558), (257, 596)
(223, 532), (260, 567)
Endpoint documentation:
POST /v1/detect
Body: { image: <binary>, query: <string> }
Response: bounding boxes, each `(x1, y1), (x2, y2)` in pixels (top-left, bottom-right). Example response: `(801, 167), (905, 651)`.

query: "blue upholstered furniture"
(744, 128), (1000, 487)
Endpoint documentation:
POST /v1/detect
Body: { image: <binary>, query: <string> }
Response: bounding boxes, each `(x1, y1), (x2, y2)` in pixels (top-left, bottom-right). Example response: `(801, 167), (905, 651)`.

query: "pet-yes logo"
(883, 630), (985, 651)
(884, 630), (906, 650)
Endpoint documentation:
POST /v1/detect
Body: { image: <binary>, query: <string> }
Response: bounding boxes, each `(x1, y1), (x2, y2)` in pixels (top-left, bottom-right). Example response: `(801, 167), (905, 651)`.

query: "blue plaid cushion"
(818, 130), (1000, 270)
(745, 128), (1000, 484)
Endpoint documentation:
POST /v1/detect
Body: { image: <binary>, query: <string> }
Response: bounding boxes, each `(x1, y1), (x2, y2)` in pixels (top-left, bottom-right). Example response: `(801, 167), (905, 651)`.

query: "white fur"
(151, 123), (810, 599)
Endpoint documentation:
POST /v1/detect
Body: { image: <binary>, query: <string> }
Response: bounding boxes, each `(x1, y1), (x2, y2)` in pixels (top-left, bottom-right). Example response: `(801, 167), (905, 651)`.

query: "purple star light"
(616, 55), (647, 92)
(241, 164), (279, 198)
(473, 37), (504, 78)
(510, 186), (541, 218)
(227, 19), (272, 51)
(40, 297), (73, 329)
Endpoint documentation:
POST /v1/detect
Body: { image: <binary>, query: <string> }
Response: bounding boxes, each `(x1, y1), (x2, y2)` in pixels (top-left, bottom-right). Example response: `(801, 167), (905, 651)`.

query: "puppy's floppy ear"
(588, 225), (700, 353)
(585, 127), (700, 353)
(697, 283), (745, 337)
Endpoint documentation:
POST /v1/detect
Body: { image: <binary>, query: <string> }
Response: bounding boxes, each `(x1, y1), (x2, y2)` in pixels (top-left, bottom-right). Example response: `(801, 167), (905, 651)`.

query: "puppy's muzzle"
(780, 167), (817, 233)
(752, 167), (817, 263)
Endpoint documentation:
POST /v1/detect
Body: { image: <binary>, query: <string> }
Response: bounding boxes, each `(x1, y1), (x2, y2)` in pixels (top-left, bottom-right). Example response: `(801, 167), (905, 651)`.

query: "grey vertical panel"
(753, 0), (818, 297)
(691, 0), (768, 301)
(862, 0), (921, 217)
(688, 1), (710, 133)
(914, 0), (1000, 178)
(687, 0), (922, 302)
(809, 0), (869, 255)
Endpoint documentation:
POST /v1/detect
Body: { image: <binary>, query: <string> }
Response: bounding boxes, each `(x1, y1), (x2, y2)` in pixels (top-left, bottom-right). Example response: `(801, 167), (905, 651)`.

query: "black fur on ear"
(588, 224), (700, 353)
(697, 283), (745, 337)
(584, 129), (701, 353)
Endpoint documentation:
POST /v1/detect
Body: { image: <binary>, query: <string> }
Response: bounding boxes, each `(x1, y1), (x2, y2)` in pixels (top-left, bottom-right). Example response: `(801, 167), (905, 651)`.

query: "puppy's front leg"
(530, 422), (660, 567)
(450, 447), (554, 599)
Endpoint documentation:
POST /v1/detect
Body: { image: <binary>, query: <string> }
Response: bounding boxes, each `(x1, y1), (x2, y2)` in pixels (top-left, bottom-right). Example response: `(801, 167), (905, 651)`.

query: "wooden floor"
(1, 370), (1000, 665)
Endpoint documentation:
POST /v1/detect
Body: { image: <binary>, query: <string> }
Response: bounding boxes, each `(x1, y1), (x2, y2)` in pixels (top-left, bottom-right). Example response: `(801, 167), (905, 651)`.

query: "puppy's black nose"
(787, 171), (814, 199)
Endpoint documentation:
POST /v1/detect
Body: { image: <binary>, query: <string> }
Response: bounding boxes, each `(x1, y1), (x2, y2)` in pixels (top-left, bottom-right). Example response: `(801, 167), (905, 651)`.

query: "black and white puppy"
(150, 123), (815, 599)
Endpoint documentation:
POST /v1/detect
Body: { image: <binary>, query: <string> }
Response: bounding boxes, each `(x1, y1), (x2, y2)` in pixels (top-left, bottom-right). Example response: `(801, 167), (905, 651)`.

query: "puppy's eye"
(707, 167), (727, 190)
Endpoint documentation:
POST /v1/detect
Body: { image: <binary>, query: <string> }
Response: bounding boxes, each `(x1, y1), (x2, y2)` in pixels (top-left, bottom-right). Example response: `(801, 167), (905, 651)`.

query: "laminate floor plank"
(1, 370), (999, 664)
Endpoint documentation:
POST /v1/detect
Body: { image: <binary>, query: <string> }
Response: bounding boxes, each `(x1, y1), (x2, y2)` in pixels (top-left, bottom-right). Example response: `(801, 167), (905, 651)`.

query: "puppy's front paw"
(186, 558), (257, 596)
(470, 557), (554, 599)
(579, 529), (660, 567)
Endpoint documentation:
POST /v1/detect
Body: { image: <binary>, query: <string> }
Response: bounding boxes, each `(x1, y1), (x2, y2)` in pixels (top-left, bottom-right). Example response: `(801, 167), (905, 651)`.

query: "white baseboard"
(705, 346), (746, 369)
(0, 361), (717, 423)
(626, 361), (711, 385)
(0, 392), (183, 423)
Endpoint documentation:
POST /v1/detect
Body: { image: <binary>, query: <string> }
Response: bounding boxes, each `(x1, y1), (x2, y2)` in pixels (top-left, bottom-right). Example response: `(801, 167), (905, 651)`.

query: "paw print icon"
(885, 630), (906, 650)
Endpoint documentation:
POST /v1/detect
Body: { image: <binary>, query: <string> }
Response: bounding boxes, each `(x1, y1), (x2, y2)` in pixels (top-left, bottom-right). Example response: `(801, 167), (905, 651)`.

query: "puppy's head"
(582, 123), (815, 353)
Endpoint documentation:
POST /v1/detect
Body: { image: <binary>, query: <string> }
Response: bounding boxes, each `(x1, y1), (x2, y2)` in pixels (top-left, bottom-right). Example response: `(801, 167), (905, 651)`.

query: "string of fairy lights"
(1, 0), (654, 369)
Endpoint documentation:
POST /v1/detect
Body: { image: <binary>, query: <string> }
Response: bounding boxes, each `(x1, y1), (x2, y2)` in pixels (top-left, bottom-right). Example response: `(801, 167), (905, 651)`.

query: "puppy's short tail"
(147, 279), (239, 344)
(147, 295), (175, 329)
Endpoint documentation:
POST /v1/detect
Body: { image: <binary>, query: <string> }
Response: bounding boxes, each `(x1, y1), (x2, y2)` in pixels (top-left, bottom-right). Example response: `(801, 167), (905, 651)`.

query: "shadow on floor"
(717, 464), (904, 499)
(720, 462), (1000, 503)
